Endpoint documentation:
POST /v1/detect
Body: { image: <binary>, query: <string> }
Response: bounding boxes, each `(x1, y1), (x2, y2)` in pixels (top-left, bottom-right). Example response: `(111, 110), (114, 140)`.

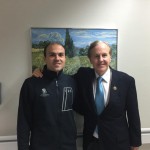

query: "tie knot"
(97, 77), (103, 82)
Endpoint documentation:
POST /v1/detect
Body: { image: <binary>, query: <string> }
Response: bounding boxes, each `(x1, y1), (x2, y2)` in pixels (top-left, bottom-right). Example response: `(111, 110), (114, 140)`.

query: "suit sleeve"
(126, 77), (142, 147)
(72, 68), (85, 115)
(17, 79), (33, 150)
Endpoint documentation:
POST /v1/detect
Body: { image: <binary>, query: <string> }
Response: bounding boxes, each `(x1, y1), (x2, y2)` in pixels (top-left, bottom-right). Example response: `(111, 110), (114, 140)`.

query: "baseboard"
(0, 135), (17, 142)
(141, 128), (150, 144)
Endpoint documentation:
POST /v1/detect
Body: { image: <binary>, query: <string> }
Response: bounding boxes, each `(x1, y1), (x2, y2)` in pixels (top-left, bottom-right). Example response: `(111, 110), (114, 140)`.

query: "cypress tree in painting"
(64, 29), (75, 57)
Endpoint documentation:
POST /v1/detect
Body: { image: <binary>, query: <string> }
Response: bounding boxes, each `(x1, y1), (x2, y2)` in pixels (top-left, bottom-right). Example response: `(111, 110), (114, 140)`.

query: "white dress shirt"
(93, 67), (111, 138)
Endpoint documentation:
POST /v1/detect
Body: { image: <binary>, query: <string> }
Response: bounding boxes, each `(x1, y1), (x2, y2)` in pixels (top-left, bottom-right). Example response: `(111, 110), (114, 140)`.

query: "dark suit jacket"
(73, 67), (141, 150)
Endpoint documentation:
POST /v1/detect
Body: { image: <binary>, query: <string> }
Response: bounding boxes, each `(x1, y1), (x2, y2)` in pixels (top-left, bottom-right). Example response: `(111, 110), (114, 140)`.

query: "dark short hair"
(88, 40), (112, 58)
(44, 42), (65, 57)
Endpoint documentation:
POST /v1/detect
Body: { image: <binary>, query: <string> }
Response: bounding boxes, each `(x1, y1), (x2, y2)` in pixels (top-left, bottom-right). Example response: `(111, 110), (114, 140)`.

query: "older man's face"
(89, 43), (111, 76)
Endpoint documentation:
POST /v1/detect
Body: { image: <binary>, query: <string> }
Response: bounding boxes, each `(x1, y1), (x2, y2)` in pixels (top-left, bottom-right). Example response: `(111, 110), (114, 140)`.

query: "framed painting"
(31, 28), (118, 75)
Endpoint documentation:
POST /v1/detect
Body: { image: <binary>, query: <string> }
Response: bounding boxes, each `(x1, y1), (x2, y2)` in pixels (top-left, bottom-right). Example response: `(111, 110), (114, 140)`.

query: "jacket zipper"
(56, 79), (62, 148)
(56, 80), (58, 87)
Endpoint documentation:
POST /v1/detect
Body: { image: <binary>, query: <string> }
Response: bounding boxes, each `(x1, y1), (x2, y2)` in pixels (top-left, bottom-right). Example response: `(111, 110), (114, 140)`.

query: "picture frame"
(31, 28), (118, 75)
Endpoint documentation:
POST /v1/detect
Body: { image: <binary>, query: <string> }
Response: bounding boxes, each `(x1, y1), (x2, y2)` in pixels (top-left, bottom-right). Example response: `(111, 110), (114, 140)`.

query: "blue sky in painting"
(31, 28), (117, 48)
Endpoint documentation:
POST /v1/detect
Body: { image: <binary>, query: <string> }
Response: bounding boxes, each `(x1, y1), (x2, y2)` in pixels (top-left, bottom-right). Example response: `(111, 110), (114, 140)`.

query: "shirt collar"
(95, 67), (111, 83)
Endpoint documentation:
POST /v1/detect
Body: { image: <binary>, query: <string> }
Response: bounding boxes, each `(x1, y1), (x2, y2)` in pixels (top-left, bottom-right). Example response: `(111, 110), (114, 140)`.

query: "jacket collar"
(43, 65), (63, 80)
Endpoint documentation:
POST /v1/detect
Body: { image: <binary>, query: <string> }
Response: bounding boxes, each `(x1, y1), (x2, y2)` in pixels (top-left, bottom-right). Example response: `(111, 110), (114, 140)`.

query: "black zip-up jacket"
(17, 68), (77, 150)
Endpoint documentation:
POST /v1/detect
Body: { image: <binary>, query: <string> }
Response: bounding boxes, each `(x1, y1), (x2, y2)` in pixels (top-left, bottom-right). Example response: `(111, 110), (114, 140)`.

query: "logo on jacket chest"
(40, 88), (50, 97)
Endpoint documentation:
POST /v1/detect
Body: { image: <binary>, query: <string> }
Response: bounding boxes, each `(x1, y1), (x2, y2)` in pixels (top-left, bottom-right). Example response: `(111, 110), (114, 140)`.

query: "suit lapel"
(104, 69), (120, 111)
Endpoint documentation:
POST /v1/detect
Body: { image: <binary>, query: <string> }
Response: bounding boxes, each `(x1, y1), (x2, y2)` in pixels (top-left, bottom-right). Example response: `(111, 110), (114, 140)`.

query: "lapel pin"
(113, 86), (117, 91)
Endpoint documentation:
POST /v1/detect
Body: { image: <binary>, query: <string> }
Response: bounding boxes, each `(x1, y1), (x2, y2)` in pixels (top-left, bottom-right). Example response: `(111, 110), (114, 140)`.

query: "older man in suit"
(73, 41), (141, 150)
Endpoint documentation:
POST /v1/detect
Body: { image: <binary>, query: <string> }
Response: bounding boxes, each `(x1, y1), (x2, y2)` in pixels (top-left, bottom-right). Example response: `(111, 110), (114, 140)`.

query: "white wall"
(0, 0), (150, 136)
